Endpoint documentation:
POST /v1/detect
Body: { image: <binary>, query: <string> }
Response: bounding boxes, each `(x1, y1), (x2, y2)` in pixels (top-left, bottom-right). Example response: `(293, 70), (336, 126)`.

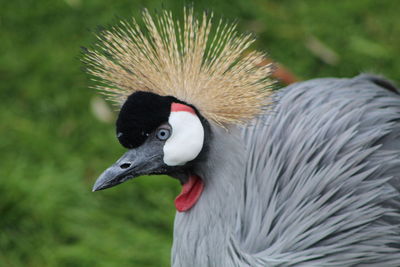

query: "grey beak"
(92, 144), (166, 192)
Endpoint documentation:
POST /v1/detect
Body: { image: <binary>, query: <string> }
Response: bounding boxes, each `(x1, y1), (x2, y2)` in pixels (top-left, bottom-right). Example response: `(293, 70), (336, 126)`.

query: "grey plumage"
(172, 75), (400, 266)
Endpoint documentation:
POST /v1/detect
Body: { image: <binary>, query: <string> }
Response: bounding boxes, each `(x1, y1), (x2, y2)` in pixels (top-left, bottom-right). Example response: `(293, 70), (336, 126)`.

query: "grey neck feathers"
(172, 124), (245, 267)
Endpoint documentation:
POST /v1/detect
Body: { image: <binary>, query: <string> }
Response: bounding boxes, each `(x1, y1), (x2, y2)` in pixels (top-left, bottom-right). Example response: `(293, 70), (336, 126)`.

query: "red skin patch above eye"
(171, 102), (196, 114)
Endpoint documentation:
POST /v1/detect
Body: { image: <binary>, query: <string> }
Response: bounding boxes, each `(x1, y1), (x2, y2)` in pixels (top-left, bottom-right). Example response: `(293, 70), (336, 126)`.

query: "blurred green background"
(1, 0), (399, 266)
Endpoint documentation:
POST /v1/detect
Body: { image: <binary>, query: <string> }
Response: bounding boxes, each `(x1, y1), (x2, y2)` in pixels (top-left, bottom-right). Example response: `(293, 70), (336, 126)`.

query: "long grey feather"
(172, 75), (400, 266)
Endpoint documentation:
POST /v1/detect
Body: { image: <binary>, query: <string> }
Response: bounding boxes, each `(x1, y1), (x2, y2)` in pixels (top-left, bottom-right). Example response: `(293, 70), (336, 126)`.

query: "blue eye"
(156, 128), (171, 140)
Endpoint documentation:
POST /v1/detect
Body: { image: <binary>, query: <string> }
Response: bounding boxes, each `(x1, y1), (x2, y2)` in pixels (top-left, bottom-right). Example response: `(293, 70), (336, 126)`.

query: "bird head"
(85, 8), (273, 212)
(93, 91), (211, 211)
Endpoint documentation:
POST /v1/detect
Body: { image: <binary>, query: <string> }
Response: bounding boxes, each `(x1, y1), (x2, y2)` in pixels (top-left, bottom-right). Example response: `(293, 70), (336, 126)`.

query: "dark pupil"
(157, 129), (170, 140)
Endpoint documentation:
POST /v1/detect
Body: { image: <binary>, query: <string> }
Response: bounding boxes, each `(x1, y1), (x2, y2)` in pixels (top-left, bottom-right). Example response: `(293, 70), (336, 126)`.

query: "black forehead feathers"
(117, 91), (190, 148)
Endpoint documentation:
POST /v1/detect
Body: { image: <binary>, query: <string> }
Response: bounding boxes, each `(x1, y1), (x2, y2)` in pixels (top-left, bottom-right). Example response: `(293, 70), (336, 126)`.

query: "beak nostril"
(120, 163), (131, 169)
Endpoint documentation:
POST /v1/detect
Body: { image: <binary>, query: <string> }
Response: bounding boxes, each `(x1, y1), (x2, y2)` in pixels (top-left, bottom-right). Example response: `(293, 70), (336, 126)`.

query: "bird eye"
(156, 128), (171, 141)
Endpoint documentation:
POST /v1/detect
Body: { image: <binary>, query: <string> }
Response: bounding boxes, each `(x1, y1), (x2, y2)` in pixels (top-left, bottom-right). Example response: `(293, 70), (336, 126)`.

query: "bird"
(85, 8), (400, 266)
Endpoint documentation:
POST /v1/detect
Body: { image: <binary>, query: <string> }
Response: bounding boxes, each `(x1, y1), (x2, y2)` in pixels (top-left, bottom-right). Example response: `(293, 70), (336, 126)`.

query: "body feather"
(173, 75), (400, 266)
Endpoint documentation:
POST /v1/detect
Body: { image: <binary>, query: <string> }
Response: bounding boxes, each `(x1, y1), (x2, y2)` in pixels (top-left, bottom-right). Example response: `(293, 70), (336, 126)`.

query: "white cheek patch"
(163, 107), (204, 166)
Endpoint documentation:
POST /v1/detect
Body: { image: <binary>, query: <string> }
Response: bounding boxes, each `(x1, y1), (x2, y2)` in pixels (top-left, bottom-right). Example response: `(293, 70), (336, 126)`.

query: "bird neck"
(172, 125), (245, 266)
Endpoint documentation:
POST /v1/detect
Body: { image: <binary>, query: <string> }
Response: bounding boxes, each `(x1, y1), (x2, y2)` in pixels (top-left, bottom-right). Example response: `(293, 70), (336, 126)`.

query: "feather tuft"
(83, 8), (274, 126)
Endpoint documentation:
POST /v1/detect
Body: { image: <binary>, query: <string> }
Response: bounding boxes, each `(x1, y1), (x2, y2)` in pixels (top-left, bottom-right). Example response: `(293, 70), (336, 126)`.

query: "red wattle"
(174, 175), (204, 212)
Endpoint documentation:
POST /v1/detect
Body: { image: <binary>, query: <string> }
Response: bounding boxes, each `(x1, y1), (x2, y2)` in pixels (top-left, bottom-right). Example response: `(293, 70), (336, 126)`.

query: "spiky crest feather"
(84, 8), (274, 126)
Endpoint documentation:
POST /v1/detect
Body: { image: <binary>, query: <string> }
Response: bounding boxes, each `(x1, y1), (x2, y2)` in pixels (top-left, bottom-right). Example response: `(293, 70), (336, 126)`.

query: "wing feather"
(235, 75), (400, 266)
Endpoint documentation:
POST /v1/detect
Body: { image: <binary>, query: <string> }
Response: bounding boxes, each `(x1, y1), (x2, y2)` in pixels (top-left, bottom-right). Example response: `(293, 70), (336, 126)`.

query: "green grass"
(1, 0), (399, 266)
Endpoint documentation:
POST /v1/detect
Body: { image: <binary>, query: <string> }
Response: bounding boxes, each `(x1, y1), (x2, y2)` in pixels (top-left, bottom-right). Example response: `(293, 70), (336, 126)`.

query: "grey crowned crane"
(85, 9), (400, 266)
